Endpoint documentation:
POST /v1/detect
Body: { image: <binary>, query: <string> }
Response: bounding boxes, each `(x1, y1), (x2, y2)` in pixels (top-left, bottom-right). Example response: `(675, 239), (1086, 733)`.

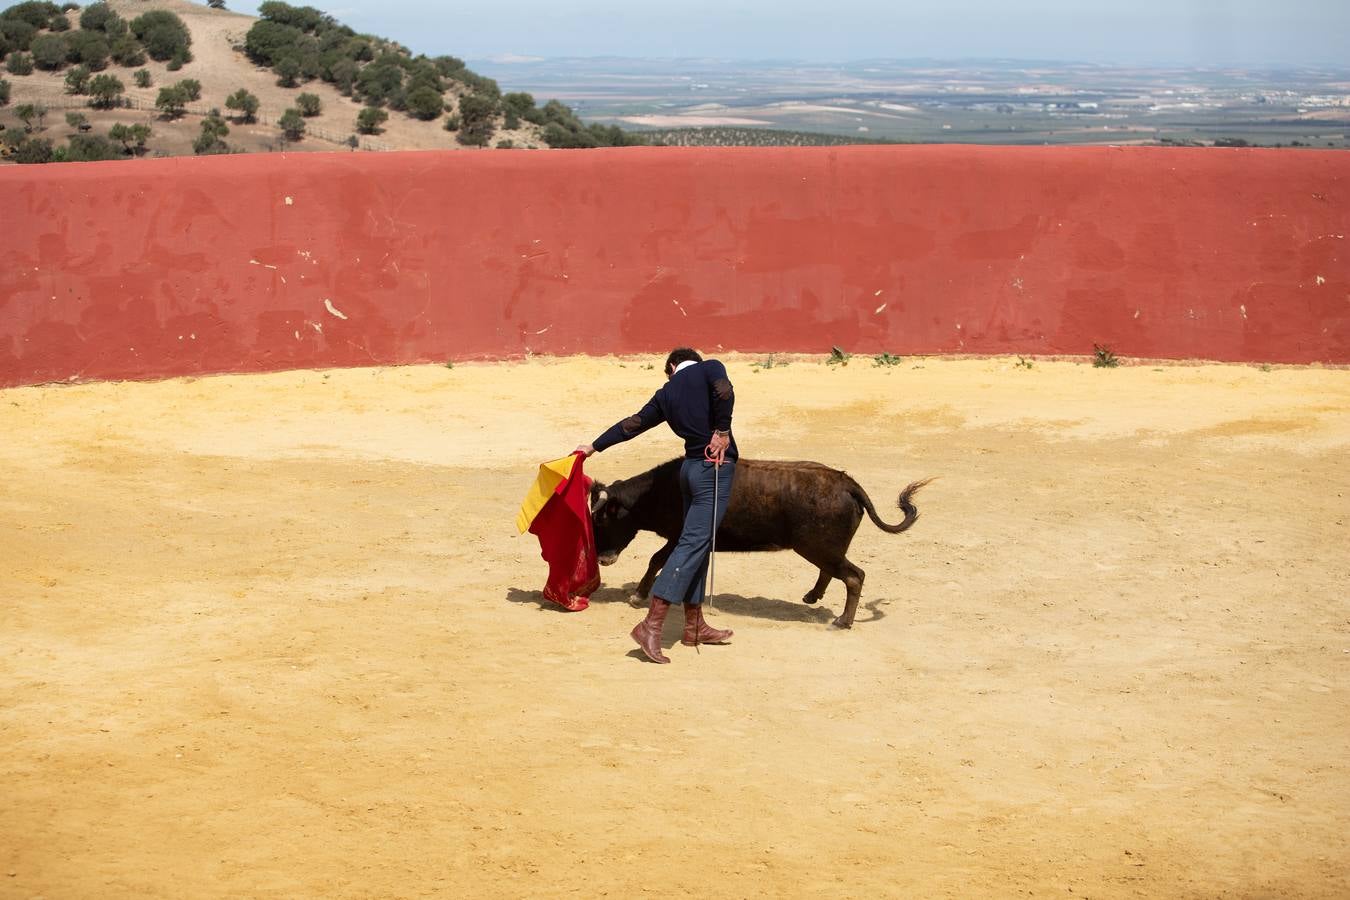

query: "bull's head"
(588, 480), (642, 566)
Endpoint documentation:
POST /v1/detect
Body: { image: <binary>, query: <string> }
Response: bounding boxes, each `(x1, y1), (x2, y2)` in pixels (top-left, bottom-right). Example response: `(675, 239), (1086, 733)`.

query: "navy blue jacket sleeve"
(706, 360), (734, 432)
(592, 392), (666, 452)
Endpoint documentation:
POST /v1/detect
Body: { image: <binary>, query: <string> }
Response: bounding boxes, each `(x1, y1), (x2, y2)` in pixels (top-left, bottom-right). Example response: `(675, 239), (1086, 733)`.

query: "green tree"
(63, 62), (89, 93)
(65, 30), (110, 70)
(0, 78), (10, 106)
(278, 107), (305, 140)
(456, 94), (497, 147)
(2, 2), (61, 29)
(328, 56), (356, 94)
(243, 19), (301, 67)
(405, 85), (442, 120)
(297, 48), (321, 80)
(343, 36), (373, 63)
(109, 121), (151, 153)
(207, 0), (227, 9)
(132, 68), (150, 88)
(79, 2), (121, 33)
(224, 87), (258, 123)
(0, 20), (37, 54)
(129, 10), (191, 63)
(110, 35), (144, 67)
(175, 78), (201, 101)
(64, 110), (87, 130)
(15, 101), (42, 130)
(257, 3), (333, 33)
(29, 32), (67, 70)
(64, 132), (122, 161)
(432, 55), (465, 77)
(86, 71), (123, 108)
(274, 53), (300, 87)
(355, 58), (401, 105)
(502, 91), (535, 119)
(355, 105), (386, 134)
(295, 91), (320, 116)
(542, 121), (594, 149)
(192, 110), (229, 154)
(155, 84), (188, 118)
(12, 135), (54, 163)
(7, 51), (36, 75)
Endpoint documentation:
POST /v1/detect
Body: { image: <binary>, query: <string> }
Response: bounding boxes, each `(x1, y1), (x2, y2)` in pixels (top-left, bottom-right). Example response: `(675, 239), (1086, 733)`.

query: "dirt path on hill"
(2, 356), (1347, 898)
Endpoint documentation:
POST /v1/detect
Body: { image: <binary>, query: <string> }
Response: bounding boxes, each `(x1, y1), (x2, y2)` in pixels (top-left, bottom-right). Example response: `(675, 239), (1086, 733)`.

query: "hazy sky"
(300, 1), (1348, 65)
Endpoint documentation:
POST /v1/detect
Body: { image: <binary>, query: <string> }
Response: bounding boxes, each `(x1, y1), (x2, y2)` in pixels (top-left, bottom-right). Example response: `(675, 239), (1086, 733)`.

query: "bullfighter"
(576, 347), (736, 663)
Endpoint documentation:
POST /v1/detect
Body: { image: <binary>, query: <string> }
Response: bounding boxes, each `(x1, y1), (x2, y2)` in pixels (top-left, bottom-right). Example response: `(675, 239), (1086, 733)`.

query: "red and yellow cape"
(516, 452), (600, 611)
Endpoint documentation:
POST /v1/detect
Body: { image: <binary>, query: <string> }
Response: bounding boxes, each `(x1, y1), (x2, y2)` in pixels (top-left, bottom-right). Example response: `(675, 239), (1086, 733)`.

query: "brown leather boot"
(682, 604), (733, 646)
(630, 597), (672, 664)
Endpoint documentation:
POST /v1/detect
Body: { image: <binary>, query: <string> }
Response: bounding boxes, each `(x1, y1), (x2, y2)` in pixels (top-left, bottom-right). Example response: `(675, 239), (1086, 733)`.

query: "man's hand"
(706, 431), (729, 465)
(574, 444), (595, 458)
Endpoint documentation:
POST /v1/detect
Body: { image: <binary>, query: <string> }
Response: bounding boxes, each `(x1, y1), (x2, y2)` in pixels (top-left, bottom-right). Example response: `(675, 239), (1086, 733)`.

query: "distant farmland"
(643, 127), (900, 147)
(475, 57), (1350, 148)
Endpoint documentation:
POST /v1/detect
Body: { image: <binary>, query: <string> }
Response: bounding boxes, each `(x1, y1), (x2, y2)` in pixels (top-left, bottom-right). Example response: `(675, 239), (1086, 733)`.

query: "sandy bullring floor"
(2, 355), (1347, 898)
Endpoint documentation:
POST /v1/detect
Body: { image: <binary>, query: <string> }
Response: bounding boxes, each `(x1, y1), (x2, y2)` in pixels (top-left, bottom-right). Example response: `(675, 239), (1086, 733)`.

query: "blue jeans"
(651, 459), (736, 607)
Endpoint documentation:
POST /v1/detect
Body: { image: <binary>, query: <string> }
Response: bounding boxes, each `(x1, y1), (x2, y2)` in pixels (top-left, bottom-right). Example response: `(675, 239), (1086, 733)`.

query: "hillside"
(0, 0), (633, 161)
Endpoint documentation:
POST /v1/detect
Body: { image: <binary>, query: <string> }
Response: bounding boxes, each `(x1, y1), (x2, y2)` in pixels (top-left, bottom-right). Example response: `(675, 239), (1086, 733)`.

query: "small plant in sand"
(873, 352), (902, 367)
(1092, 344), (1120, 368)
(1015, 356), (1034, 369)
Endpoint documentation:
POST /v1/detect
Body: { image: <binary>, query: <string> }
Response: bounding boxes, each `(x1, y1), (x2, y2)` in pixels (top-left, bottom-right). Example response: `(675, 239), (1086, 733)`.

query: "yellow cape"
(516, 455), (580, 534)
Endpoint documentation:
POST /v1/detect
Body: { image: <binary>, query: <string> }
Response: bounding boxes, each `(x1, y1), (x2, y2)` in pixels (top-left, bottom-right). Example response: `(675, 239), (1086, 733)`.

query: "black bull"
(588, 458), (931, 628)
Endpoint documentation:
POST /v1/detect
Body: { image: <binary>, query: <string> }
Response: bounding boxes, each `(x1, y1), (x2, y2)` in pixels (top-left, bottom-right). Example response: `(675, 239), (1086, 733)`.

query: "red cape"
(528, 453), (600, 611)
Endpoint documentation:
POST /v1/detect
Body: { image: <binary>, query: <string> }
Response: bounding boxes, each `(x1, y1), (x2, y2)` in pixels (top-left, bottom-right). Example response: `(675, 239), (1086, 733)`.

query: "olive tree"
(63, 63), (89, 93)
(193, 110), (229, 154)
(295, 92), (320, 116)
(109, 121), (150, 153)
(278, 107), (305, 140)
(86, 71), (123, 108)
(224, 87), (258, 123)
(155, 83), (188, 118)
(355, 105), (386, 134)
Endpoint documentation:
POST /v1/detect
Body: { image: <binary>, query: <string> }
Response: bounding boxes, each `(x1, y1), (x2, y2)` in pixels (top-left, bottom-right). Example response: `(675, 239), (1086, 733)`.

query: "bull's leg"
(832, 559), (866, 629)
(802, 569), (832, 605)
(632, 540), (676, 607)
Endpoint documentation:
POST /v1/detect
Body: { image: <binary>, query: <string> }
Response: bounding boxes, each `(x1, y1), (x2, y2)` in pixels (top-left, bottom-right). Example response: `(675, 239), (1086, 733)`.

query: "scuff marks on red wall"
(1, 145), (1346, 388)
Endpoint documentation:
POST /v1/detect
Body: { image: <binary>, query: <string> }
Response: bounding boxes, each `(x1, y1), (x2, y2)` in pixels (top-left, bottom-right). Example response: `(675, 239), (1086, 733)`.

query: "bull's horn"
(590, 489), (608, 512)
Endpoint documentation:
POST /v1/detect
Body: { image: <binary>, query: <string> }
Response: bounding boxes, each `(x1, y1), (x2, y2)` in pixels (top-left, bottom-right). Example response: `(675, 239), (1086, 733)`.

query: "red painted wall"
(1, 145), (1346, 387)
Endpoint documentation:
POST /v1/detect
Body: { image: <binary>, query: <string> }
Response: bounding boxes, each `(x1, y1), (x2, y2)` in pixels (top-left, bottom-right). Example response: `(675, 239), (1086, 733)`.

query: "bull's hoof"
(801, 593), (820, 605)
(831, 617), (853, 629)
(628, 593), (646, 609)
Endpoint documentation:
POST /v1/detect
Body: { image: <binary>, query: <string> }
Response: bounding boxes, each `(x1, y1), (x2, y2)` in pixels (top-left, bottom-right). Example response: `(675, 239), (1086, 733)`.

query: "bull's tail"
(855, 477), (934, 534)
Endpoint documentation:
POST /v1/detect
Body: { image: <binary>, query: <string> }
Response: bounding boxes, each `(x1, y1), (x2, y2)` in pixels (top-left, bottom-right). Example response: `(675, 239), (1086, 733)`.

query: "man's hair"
(665, 347), (702, 373)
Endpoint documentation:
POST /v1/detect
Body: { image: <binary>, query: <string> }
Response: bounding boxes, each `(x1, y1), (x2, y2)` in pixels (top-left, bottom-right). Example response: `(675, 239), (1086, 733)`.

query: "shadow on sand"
(505, 584), (893, 627)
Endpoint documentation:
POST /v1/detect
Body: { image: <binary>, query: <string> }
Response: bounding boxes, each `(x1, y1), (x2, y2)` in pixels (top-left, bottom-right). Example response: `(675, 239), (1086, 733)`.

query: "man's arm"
(707, 360), (734, 433)
(579, 394), (665, 456)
